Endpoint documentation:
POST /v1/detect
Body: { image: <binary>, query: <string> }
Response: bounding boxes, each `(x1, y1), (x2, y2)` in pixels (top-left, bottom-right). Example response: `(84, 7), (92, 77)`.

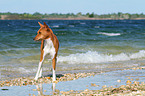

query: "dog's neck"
(44, 38), (53, 45)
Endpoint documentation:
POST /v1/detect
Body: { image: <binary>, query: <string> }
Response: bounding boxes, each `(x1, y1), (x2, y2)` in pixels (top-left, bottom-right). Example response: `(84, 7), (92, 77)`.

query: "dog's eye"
(39, 32), (41, 34)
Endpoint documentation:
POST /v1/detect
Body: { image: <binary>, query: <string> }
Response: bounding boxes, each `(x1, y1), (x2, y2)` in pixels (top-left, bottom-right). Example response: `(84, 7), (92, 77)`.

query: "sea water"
(0, 20), (145, 80)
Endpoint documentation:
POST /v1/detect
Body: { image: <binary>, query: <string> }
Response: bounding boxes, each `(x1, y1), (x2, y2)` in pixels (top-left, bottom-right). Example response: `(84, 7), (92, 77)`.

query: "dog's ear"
(44, 22), (52, 32)
(43, 22), (49, 28)
(38, 22), (44, 27)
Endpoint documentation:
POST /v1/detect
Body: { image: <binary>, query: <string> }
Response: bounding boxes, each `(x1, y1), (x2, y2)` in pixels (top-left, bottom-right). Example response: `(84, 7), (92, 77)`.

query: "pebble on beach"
(126, 80), (132, 85)
(117, 80), (121, 83)
(91, 83), (99, 87)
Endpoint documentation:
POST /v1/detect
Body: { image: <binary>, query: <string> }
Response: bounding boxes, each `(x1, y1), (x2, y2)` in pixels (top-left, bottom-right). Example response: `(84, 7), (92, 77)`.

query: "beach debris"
(91, 83), (99, 87)
(102, 85), (107, 88)
(1, 88), (9, 90)
(32, 89), (37, 91)
(55, 89), (60, 93)
(117, 79), (121, 83)
(127, 77), (131, 79)
(46, 77), (51, 79)
(126, 80), (132, 85)
(134, 81), (139, 86)
(0, 72), (95, 87)
(51, 81), (145, 95)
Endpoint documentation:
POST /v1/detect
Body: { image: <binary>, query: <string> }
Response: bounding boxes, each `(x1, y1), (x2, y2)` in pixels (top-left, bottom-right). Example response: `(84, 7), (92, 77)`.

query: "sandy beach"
(1, 66), (145, 96)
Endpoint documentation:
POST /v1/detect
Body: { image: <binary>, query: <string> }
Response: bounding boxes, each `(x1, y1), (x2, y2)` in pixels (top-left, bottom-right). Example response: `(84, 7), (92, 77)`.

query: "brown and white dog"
(33, 22), (59, 81)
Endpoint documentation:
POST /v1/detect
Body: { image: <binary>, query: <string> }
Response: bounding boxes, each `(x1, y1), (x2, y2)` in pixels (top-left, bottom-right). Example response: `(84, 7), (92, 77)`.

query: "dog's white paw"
(34, 77), (38, 80)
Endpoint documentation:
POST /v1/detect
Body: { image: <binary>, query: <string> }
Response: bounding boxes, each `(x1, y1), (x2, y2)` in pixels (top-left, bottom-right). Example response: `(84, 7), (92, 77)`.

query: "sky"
(0, 0), (145, 14)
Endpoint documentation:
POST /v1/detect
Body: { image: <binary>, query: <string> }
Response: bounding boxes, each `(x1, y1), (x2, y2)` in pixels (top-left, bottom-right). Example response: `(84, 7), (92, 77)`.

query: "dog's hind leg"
(52, 58), (56, 81)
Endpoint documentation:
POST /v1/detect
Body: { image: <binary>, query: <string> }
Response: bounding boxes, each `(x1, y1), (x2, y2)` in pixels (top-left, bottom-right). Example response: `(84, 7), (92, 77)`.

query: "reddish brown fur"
(34, 22), (59, 70)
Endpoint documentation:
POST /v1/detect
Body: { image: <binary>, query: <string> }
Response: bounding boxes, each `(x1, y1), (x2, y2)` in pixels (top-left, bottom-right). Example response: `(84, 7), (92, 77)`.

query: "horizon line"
(0, 11), (145, 15)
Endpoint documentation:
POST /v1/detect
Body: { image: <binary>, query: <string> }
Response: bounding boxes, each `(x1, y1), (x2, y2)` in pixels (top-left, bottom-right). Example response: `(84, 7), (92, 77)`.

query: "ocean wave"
(97, 32), (121, 36)
(58, 50), (145, 64)
(52, 25), (59, 28)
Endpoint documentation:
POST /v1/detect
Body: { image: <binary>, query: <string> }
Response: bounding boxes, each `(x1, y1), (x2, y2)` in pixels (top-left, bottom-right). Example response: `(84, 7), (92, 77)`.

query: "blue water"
(0, 20), (145, 80)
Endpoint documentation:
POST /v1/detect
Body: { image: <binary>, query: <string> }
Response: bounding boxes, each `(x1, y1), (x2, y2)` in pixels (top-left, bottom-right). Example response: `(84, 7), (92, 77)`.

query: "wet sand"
(1, 67), (145, 96)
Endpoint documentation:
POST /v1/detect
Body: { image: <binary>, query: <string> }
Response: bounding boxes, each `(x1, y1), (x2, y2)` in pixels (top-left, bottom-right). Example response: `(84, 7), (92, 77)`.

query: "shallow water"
(0, 20), (145, 80)
(1, 69), (145, 96)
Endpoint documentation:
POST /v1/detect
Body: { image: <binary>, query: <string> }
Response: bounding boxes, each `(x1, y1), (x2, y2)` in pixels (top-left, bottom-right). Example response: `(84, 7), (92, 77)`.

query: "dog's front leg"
(34, 61), (43, 80)
(39, 66), (42, 78)
(34, 50), (44, 80)
(34, 40), (45, 80)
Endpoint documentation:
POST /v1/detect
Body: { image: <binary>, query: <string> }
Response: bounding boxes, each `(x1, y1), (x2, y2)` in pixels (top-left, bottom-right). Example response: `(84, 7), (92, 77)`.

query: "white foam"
(97, 32), (121, 36)
(58, 50), (145, 64)
(69, 25), (75, 27)
(130, 50), (145, 59)
(8, 67), (35, 73)
(80, 22), (86, 24)
(0, 71), (1, 78)
(52, 25), (59, 28)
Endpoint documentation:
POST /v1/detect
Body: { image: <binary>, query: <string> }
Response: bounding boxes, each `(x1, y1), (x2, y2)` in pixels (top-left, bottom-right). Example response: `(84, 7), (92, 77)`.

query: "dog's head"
(33, 22), (53, 41)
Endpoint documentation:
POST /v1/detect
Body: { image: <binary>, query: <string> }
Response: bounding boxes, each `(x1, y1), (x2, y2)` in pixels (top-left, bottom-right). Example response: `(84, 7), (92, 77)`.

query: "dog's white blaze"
(43, 38), (56, 59)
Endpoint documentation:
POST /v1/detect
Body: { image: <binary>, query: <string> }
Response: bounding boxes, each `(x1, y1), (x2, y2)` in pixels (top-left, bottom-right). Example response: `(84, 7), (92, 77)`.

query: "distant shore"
(43, 18), (145, 20)
(1, 12), (145, 20)
(1, 18), (145, 20)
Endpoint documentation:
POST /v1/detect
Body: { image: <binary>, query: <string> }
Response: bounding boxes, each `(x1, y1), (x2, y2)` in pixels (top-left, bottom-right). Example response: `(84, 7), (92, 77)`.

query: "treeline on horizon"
(0, 12), (145, 20)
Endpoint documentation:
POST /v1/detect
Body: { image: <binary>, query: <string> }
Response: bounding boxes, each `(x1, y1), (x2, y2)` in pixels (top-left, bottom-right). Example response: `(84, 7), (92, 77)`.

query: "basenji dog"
(33, 22), (59, 81)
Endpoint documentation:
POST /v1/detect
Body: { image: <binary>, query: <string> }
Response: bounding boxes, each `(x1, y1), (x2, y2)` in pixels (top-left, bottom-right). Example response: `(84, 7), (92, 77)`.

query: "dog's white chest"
(43, 38), (56, 59)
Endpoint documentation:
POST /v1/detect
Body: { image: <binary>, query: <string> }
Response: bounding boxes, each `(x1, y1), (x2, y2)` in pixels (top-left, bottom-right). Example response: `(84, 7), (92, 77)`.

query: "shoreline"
(1, 66), (144, 85)
(1, 18), (145, 20)
(0, 64), (136, 81)
(1, 66), (145, 95)
(43, 18), (145, 20)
